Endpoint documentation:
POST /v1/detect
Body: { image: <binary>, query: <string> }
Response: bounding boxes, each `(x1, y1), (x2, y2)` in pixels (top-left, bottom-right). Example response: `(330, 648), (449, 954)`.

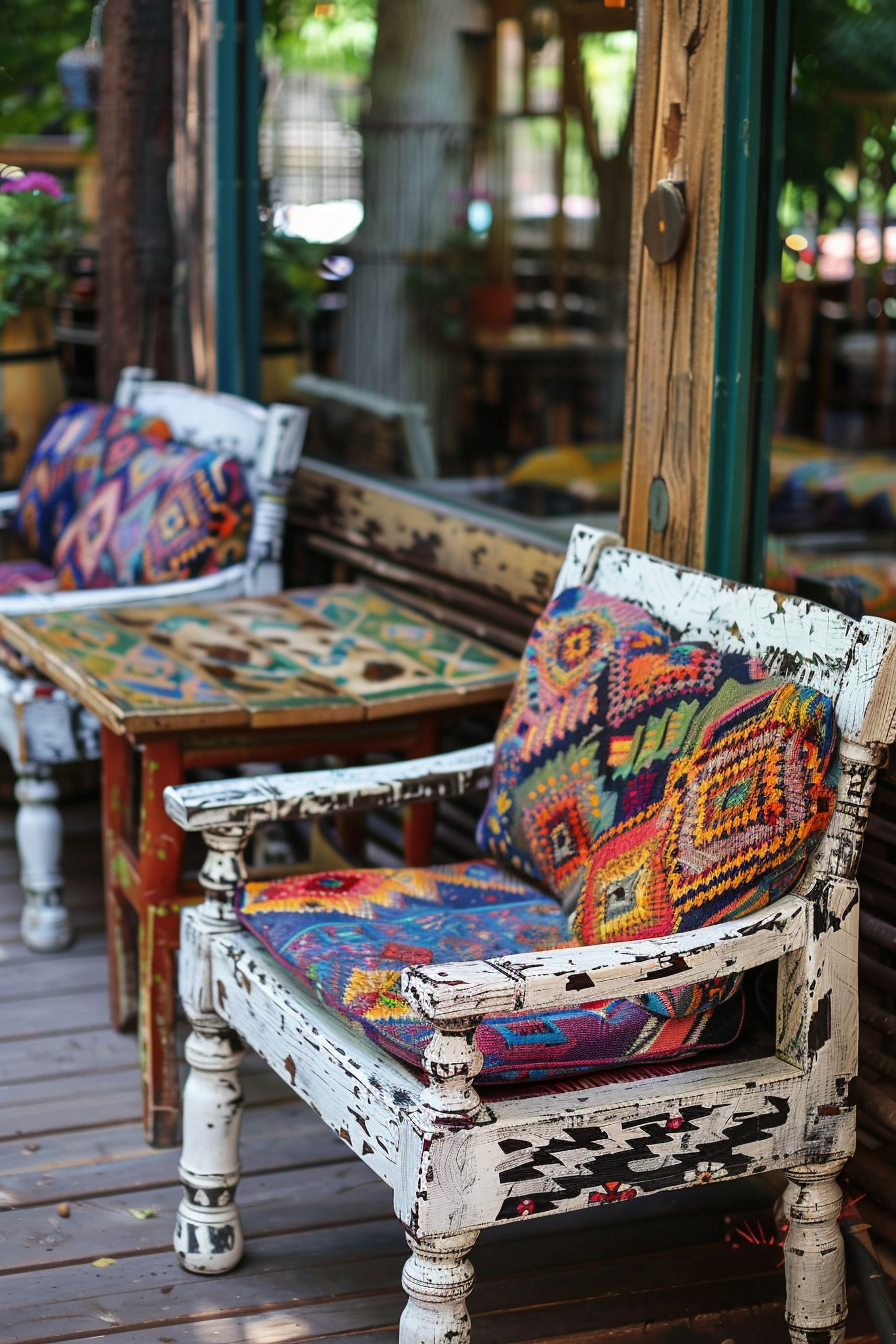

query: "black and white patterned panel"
(494, 1094), (791, 1220)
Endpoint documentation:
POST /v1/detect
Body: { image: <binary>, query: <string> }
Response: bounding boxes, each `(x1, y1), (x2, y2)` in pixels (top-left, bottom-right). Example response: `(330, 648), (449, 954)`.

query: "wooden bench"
(287, 457), (575, 656)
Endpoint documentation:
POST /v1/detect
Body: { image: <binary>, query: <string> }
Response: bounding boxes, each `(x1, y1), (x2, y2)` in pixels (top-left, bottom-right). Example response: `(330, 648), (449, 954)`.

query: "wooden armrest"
(164, 742), (496, 831)
(400, 895), (810, 1021)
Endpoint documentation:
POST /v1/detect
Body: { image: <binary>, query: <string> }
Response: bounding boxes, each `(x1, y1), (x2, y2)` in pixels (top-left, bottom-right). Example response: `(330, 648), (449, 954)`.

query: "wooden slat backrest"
(288, 459), (579, 652)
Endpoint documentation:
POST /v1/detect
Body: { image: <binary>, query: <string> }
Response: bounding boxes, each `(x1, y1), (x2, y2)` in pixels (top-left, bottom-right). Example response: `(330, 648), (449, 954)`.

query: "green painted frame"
(705, 0), (792, 583)
(215, 0), (261, 400)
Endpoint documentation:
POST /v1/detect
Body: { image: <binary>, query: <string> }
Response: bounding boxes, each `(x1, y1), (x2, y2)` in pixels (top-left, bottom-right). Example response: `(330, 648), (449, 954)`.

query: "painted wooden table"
(0, 584), (519, 1146)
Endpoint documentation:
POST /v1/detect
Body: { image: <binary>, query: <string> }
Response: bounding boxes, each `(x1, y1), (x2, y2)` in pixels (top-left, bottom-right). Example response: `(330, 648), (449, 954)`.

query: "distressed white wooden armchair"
(164, 525), (896, 1344)
(0, 367), (307, 952)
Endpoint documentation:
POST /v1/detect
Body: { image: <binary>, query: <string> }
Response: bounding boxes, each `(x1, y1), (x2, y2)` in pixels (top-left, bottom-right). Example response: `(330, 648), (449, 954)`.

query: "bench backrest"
(288, 459), (580, 653)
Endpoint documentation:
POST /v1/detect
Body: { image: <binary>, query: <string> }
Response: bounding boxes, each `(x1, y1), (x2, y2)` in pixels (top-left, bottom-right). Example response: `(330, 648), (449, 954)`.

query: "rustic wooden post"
(620, 1), (790, 577)
(171, 0), (215, 388)
(97, 0), (174, 399)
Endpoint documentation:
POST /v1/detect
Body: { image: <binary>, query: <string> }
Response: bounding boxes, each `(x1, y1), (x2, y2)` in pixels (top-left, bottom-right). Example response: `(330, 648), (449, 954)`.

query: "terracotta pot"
(0, 307), (65, 487)
(467, 282), (517, 332)
(260, 309), (309, 405)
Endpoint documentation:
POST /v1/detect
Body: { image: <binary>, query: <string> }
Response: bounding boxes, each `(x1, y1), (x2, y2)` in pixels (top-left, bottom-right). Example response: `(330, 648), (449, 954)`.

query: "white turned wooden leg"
(399, 1231), (478, 1344)
(15, 773), (69, 953)
(783, 1161), (848, 1344)
(174, 1017), (246, 1275)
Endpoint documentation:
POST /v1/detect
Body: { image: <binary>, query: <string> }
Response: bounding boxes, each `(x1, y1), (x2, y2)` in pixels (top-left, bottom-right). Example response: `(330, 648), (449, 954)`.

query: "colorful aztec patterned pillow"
(572, 677), (839, 944)
(236, 860), (744, 1082)
(476, 586), (779, 910)
(17, 401), (171, 563)
(52, 435), (252, 590)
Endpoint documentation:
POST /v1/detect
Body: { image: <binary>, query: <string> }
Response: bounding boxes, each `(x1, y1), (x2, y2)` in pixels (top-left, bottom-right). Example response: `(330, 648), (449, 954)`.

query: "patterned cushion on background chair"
(17, 401), (172, 563)
(52, 436), (252, 590)
(0, 559), (58, 596)
(236, 860), (744, 1082)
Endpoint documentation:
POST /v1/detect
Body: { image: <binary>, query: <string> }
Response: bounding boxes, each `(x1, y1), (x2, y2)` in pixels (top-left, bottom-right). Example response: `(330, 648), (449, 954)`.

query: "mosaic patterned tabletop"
(0, 585), (521, 736)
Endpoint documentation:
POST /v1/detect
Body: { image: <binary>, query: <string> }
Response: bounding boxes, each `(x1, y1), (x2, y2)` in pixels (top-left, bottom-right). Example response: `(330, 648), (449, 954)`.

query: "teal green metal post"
(215, 0), (261, 398)
(705, 0), (792, 582)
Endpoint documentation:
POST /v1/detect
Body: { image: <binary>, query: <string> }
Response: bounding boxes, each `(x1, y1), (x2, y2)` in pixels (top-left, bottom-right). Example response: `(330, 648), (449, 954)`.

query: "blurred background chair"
(0, 366), (307, 952)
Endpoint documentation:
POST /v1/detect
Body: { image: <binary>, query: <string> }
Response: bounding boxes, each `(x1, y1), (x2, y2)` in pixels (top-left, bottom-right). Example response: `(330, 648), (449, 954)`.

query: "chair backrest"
(114, 367), (309, 594)
(553, 524), (896, 754)
(549, 522), (896, 947)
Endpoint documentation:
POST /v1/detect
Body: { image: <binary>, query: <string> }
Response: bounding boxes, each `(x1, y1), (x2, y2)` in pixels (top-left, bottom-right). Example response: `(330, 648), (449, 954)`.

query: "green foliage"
(0, 176), (83, 324)
(785, 0), (896, 240)
(404, 233), (488, 345)
(0, 0), (94, 136)
(793, 0), (896, 96)
(263, 0), (377, 79)
(261, 232), (327, 319)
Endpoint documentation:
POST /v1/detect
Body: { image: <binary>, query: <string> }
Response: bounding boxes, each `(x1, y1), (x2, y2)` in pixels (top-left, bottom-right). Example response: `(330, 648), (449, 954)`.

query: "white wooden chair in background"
(0, 367), (308, 952)
(164, 525), (896, 1344)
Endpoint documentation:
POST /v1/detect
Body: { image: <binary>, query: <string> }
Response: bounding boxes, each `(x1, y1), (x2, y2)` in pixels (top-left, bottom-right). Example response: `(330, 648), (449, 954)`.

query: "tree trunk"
(339, 0), (482, 472)
(98, 0), (174, 399)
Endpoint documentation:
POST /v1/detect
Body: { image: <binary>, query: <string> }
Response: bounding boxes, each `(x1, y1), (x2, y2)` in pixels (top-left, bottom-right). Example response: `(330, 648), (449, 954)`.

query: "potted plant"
(0, 171), (83, 484)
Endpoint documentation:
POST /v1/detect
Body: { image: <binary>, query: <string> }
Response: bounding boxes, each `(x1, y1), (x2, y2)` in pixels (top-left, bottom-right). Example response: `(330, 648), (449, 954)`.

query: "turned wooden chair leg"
(16, 769), (69, 952)
(783, 1160), (848, 1344)
(175, 1010), (246, 1275)
(399, 1231), (478, 1344)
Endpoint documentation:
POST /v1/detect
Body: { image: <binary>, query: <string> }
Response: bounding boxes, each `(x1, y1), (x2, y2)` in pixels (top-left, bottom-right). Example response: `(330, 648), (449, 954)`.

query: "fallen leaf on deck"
(98, 1311), (123, 1325)
(127, 1206), (158, 1220)
(92, 1257), (116, 1267)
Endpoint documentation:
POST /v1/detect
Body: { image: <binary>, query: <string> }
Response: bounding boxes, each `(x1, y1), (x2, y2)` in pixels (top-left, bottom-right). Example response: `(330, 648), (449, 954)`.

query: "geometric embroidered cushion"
(17, 401), (172, 563)
(572, 677), (840, 944)
(52, 434), (252, 590)
(476, 585), (777, 911)
(236, 860), (744, 1083)
(138, 449), (253, 585)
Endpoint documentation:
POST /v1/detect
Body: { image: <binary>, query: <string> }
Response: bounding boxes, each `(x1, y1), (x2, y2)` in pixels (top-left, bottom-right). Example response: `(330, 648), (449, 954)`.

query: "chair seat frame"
(166, 524), (896, 1344)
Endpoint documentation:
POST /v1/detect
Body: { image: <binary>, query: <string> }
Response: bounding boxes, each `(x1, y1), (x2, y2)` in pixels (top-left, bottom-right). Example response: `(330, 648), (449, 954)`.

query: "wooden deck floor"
(0, 806), (880, 1344)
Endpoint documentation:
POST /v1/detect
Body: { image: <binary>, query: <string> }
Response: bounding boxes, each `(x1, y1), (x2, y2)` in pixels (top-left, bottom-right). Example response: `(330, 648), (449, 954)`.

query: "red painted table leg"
(101, 727), (138, 1031)
(137, 737), (185, 1148)
(403, 717), (440, 867)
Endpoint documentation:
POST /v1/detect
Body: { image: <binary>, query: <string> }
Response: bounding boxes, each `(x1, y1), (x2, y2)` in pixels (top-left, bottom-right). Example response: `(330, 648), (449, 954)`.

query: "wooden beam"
(97, 0), (175, 399)
(620, 1), (731, 567)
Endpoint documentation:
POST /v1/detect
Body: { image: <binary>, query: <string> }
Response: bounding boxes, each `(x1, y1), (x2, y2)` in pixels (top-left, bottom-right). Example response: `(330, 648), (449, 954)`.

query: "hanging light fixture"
(57, 0), (108, 112)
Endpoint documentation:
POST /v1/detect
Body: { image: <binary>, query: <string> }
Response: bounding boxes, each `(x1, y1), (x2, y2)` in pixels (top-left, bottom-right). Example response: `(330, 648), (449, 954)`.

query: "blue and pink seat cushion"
(0, 401), (253, 597)
(237, 587), (839, 1081)
(0, 560), (58, 596)
(236, 862), (745, 1083)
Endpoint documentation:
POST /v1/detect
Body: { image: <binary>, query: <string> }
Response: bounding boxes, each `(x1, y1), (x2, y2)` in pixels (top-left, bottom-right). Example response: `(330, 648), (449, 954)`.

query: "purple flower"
(1, 172), (64, 198)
